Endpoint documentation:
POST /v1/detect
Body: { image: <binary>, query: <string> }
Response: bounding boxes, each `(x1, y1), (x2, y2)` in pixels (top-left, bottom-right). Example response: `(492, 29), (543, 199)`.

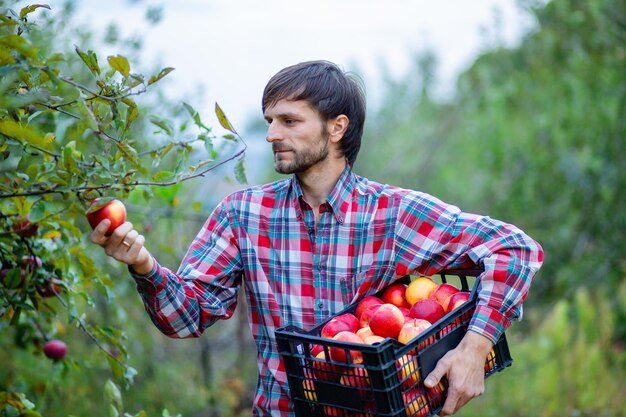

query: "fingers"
(89, 219), (111, 245)
(430, 347), (486, 416)
(424, 359), (447, 389)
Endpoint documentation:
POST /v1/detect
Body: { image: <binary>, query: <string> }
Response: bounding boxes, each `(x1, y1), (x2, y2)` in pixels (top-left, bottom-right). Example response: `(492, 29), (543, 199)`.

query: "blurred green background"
(1, 0), (625, 416)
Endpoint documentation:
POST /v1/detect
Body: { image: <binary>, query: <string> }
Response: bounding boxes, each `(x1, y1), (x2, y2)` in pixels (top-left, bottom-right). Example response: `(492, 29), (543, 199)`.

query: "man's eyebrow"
(264, 111), (301, 120)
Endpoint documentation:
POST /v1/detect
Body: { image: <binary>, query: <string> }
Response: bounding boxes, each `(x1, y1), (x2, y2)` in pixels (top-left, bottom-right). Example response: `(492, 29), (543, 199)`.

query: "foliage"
(359, 0), (626, 305)
(357, 0), (626, 414)
(463, 280), (626, 417)
(0, 2), (247, 415)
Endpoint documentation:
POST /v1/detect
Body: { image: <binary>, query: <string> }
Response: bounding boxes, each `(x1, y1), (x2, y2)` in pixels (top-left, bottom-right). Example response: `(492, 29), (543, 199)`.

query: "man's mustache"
(272, 144), (292, 153)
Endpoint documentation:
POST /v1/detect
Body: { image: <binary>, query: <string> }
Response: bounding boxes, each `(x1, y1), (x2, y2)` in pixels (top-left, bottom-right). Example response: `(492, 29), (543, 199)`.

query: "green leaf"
(19, 4), (51, 19)
(234, 158), (247, 185)
(147, 67), (174, 86)
(116, 141), (139, 166)
(0, 35), (37, 58)
(75, 47), (101, 76)
(104, 379), (123, 415)
(125, 74), (144, 89)
(150, 116), (173, 136)
(215, 102), (238, 135)
(0, 119), (50, 148)
(125, 106), (139, 131)
(151, 171), (173, 182)
(107, 55), (130, 77)
(29, 200), (46, 222)
(183, 102), (210, 131)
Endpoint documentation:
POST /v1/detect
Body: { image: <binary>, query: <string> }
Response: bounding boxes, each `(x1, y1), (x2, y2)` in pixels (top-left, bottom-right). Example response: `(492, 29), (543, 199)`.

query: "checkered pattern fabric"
(131, 166), (543, 416)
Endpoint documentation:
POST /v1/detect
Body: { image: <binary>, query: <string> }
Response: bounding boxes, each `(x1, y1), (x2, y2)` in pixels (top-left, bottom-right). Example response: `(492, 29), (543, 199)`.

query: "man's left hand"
(423, 330), (493, 415)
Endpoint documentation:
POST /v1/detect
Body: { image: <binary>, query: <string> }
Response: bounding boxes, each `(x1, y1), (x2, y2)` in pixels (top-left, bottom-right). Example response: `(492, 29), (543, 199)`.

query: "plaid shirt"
(131, 166), (543, 416)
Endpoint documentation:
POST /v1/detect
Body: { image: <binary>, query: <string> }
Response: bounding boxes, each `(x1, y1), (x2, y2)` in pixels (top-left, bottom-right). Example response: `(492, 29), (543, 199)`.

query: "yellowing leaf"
(148, 67), (174, 85)
(215, 102), (238, 135)
(0, 119), (50, 148)
(19, 4), (51, 19)
(43, 230), (61, 240)
(108, 55), (130, 77)
(75, 47), (101, 76)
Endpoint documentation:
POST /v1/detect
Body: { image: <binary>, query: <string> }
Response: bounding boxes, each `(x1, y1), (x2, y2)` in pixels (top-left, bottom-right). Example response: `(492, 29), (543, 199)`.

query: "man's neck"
(297, 158), (347, 210)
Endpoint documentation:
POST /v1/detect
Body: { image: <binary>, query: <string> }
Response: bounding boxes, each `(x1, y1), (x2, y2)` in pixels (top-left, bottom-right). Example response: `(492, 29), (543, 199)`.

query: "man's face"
(264, 99), (330, 175)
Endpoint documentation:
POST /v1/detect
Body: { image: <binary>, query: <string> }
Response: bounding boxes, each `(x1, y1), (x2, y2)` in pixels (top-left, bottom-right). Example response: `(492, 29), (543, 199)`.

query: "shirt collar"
(289, 165), (354, 224)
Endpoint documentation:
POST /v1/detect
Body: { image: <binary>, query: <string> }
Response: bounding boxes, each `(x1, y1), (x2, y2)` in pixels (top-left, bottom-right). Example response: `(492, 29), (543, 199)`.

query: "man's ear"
(328, 115), (349, 143)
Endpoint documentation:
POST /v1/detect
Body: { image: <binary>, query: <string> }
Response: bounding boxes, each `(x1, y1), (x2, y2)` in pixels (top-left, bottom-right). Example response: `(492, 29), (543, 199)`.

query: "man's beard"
(273, 133), (329, 174)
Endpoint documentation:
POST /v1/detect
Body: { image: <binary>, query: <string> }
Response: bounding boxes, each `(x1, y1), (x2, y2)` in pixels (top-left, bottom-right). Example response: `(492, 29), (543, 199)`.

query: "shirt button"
(317, 301), (324, 309)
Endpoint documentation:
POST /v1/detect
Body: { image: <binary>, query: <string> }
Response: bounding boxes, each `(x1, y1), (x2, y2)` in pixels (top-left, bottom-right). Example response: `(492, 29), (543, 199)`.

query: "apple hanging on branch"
(85, 198), (127, 236)
(43, 339), (68, 361)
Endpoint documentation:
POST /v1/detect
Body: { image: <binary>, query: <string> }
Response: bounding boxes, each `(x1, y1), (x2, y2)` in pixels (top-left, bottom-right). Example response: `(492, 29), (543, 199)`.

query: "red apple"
(430, 283), (460, 311)
(336, 313), (360, 333)
(359, 304), (382, 328)
(85, 198), (127, 236)
(445, 291), (470, 313)
(380, 282), (410, 309)
(339, 367), (371, 390)
(310, 344), (323, 357)
(398, 318), (432, 345)
(355, 295), (384, 319)
(403, 388), (430, 417)
(356, 326), (375, 340)
(329, 331), (364, 364)
(399, 306), (411, 320)
(368, 303), (405, 339)
(321, 316), (355, 339)
(43, 339), (67, 361)
(312, 351), (337, 381)
(397, 354), (420, 388)
(12, 216), (38, 238)
(36, 278), (64, 298)
(363, 335), (385, 345)
(322, 405), (342, 416)
(409, 299), (445, 324)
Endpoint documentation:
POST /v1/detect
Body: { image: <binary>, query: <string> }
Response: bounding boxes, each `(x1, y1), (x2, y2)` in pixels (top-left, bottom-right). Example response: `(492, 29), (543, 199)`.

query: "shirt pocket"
(340, 271), (371, 305)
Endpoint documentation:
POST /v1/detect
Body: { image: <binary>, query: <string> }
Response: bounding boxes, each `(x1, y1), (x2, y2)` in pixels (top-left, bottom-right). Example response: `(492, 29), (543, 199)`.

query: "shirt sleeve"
(130, 199), (244, 339)
(394, 191), (544, 344)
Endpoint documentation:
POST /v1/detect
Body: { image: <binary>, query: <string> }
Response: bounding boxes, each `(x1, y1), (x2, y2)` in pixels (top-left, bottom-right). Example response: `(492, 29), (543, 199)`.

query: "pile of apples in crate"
(306, 277), (472, 416)
(321, 276), (470, 348)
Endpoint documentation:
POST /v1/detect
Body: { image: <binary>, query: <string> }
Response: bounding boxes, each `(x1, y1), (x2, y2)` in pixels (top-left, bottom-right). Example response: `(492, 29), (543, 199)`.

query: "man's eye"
(284, 119), (296, 125)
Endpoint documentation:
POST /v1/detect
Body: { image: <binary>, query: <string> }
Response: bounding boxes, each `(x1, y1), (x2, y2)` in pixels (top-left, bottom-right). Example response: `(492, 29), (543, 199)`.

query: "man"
(90, 60), (543, 416)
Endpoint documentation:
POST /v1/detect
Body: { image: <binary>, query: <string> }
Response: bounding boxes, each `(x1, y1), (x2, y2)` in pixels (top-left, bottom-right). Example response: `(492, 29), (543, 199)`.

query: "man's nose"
(265, 121), (282, 143)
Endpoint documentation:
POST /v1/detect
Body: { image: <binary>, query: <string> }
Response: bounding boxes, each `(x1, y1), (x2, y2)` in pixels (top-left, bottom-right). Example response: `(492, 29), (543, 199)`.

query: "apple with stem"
(85, 197), (127, 236)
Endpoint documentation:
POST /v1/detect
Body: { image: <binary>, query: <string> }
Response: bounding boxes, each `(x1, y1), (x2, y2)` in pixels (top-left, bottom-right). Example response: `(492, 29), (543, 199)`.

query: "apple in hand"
(85, 198), (127, 236)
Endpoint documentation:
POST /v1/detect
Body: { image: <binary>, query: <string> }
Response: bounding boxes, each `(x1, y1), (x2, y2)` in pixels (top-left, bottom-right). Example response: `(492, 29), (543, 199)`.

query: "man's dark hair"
(262, 60), (366, 167)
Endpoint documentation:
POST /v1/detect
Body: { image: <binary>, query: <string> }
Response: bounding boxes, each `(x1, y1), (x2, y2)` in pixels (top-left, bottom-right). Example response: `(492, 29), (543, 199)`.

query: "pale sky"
(51, 0), (534, 127)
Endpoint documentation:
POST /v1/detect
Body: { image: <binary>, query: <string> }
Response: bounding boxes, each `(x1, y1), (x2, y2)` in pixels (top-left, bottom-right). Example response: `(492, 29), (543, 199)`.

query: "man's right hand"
(89, 219), (154, 275)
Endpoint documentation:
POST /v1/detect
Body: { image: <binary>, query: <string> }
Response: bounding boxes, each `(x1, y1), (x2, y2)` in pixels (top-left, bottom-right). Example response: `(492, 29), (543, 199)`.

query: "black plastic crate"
(275, 269), (513, 417)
